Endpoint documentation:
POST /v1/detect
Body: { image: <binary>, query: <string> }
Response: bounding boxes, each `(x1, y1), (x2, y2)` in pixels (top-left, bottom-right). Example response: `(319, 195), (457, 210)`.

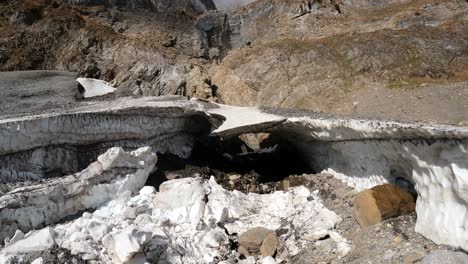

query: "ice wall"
(0, 147), (157, 242)
(0, 97), (223, 182)
(204, 103), (468, 250)
(271, 119), (468, 251)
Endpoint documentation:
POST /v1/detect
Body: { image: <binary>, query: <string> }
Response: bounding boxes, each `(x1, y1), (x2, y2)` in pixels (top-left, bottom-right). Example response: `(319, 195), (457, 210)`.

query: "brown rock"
(353, 184), (416, 227)
(238, 245), (250, 257)
(238, 133), (270, 150)
(394, 236), (403, 245)
(281, 180), (290, 192)
(238, 227), (278, 258)
(260, 232), (279, 257)
(403, 251), (425, 264)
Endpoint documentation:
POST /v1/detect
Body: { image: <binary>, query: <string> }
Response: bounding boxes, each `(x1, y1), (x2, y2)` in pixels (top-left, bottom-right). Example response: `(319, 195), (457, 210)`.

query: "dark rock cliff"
(62, 0), (216, 13)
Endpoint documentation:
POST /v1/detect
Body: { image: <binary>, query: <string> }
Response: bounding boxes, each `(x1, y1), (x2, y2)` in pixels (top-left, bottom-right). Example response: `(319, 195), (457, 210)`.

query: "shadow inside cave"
(147, 133), (313, 191)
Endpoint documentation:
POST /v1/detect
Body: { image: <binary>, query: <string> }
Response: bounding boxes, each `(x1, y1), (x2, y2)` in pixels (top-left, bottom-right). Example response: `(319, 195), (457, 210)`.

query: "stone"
(1, 227), (55, 255)
(281, 180), (290, 192)
(420, 250), (468, 264)
(238, 245), (250, 257)
(238, 227), (278, 257)
(403, 251), (425, 264)
(383, 250), (395, 261)
(260, 232), (279, 257)
(228, 174), (242, 181)
(394, 236), (403, 245)
(353, 184), (416, 227)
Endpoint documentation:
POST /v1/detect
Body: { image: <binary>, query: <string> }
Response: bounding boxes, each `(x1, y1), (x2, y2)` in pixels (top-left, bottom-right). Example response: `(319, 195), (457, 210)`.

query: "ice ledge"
(205, 102), (468, 140)
(0, 147), (157, 242)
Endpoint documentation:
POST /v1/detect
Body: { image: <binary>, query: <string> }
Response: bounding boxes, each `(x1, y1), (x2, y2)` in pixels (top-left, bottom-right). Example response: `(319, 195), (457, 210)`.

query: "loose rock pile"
(0, 150), (350, 263)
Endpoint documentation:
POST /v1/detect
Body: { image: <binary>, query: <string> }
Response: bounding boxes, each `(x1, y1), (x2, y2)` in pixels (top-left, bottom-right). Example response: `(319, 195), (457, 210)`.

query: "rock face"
(2, 0), (467, 124)
(353, 184), (416, 227)
(238, 227), (279, 258)
(0, 147), (157, 242)
(0, 1), (220, 98)
(62, 0), (216, 13)
(209, 0), (468, 125)
(0, 0), (468, 124)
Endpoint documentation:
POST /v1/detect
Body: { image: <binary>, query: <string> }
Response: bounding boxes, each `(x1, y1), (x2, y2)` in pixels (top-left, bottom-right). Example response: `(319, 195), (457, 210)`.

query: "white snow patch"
(207, 104), (284, 133)
(77, 78), (116, 98)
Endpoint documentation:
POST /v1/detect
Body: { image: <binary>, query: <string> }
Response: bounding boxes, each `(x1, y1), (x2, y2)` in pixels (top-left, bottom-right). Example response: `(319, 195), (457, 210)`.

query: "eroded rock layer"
(62, 0), (216, 13)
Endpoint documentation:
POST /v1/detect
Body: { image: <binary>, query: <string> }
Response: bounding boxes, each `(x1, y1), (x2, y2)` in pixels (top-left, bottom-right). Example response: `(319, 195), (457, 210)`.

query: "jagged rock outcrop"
(0, 1), (219, 98)
(62, 0), (216, 13)
(209, 0), (468, 125)
(2, 0), (466, 124)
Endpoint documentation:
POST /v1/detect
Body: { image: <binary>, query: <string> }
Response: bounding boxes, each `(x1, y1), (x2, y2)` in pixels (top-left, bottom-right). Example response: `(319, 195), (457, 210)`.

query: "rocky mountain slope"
(0, 0), (220, 98)
(1, 0), (467, 124)
(210, 0), (468, 124)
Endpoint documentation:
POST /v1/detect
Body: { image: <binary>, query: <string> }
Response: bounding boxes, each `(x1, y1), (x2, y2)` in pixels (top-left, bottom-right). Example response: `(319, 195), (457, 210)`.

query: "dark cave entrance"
(147, 133), (313, 193)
